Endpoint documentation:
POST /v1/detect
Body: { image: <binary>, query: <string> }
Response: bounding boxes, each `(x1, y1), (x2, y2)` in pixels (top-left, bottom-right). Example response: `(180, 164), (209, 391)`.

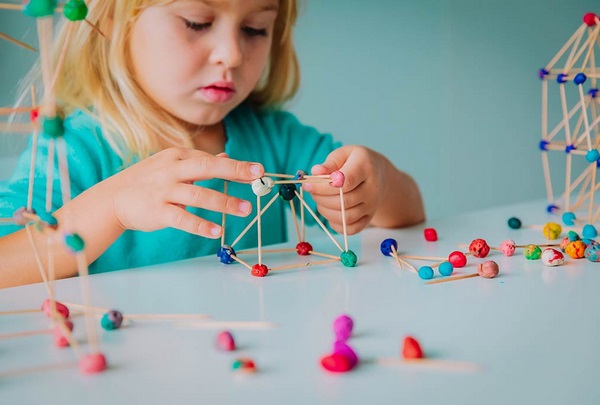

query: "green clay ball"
(524, 244), (542, 260)
(63, 0), (88, 21)
(340, 250), (357, 267)
(23, 0), (57, 18)
(65, 233), (85, 253)
(42, 116), (64, 138)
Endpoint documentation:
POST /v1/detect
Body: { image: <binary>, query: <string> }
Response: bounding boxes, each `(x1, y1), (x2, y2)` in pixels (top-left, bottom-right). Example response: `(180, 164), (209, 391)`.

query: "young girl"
(0, 0), (424, 288)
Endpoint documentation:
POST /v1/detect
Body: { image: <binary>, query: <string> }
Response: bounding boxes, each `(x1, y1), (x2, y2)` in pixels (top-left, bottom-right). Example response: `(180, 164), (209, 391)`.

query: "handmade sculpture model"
(0, 0), (358, 377)
(538, 12), (600, 226)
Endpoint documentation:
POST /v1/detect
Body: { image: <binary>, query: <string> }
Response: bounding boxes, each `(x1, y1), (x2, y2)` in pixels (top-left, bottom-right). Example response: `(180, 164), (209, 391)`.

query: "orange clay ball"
(565, 240), (586, 259)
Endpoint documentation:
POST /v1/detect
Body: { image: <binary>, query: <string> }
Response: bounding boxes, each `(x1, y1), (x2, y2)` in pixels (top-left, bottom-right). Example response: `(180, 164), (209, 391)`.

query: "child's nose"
(209, 34), (243, 69)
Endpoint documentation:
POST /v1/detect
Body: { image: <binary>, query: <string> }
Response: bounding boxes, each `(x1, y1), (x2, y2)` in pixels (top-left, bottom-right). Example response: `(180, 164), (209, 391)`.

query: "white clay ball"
(251, 177), (274, 197)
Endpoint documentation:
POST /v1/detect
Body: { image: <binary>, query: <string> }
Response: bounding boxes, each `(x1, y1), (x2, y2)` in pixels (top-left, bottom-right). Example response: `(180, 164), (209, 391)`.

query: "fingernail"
(250, 164), (262, 177)
(303, 183), (313, 192)
(210, 226), (221, 236)
(239, 201), (251, 214)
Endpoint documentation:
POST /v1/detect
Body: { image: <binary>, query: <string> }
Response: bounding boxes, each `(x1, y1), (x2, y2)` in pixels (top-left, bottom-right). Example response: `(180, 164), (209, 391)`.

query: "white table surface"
(1, 199), (599, 405)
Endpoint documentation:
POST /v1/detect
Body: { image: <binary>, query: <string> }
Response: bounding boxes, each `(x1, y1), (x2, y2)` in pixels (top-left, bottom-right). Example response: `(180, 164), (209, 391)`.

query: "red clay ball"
(448, 251), (467, 268)
(296, 241), (313, 256)
(251, 264), (269, 277)
(584, 12), (597, 26)
(423, 228), (438, 242)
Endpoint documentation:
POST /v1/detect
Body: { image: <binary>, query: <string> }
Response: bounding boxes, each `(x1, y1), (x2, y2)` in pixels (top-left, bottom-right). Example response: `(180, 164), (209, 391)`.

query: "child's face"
(129, 0), (278, 126)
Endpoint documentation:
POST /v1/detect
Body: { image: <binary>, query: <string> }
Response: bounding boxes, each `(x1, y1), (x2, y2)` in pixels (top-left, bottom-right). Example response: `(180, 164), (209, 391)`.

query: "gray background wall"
(1, 0), (597, 219)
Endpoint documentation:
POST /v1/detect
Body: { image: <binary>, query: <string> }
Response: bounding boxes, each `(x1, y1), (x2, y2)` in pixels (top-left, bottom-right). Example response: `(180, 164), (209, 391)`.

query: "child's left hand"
(303, 145), (425, 235)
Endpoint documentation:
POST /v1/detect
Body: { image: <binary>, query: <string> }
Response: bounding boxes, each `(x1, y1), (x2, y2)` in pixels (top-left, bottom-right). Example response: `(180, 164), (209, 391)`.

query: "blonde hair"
(25, 0), (300, 162)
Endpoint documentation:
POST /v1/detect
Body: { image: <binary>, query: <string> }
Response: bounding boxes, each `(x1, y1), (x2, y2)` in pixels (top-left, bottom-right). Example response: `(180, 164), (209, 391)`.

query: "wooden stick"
(25, 225), (52, 297)
(27, 86), (39, 211)
(221, 181), (228, 246)
(0, 122), (35, 132)
(76, 254), (101, 353)
(308, 250), (341, 261)
(0, 106), (36, 115)
(230, 254), (253, 270)
(376, 357), (482, 372)
(257, 195), (263, 265)
(294, 190), (344, 252)
(273, 179), (330, 185)
(230, 193), (278, 248)
(0, 31), (37, 52)
(83, 18), (106, 38)
(0, 362), (78, 379)
(0, 329), (51, 340)
(426, 273), (479, 285)
(0, 308), (40, 316)
(545, 24), (586, 70)
(270, 259), (338, 272)
(399, 254), (447, 261)
(235, 248), (297, 255)
(63, 302), (210, 320)
(0, 3), (22, 11)
(289, 200), (302, 243)
(263, 172), (295, 178)
(339, 188), (349, 252)
(389, 245), (404, 269)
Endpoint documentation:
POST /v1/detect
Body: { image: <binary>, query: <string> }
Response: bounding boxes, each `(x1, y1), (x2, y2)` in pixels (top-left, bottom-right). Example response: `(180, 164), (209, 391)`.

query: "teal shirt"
(0, 105), (340, 273)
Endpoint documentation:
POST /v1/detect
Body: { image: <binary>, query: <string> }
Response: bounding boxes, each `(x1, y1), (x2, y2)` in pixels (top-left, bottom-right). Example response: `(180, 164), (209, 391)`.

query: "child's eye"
(242, 26), (268, 37)
(184, 19), (211, 31)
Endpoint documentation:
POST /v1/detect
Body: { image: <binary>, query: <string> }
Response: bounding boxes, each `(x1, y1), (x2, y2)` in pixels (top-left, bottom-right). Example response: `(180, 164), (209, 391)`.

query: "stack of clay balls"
(320, 315), (359, 372)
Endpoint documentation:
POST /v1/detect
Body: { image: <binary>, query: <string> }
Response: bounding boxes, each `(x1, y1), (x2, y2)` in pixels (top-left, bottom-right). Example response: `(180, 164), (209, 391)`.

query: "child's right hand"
(104, 147), (263, 238)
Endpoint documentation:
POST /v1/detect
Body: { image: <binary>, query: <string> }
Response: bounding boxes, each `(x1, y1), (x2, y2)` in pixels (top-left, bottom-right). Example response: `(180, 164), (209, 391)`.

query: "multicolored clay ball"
(100, 310), (124, 331)
(542, 222), (562, 240)
(500, 239), (516, 256)
(438, 261), (454, 277)
(476, 261), (500, 278)
(418, 266), (434, 280)
(524, 244), (542, 260)
(468, 239), (490, 258)
(565, 240), (586, 259)
(541, 248), (565, 266)
(584, 244), (600, 262)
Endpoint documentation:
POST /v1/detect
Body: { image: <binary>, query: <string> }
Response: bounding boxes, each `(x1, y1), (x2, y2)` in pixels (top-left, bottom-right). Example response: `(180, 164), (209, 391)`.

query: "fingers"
(317, 203), (371, 235)
(176, 156), (263, 183)
(162, 205), (223, 238)
(169, 184), (252, 217)
(160, 147), (263, 183)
